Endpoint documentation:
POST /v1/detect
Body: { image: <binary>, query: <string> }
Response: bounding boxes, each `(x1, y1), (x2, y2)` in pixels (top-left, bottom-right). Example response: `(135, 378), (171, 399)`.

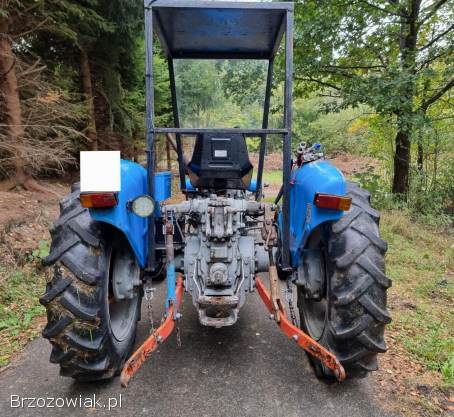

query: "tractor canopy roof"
(148, 0), (294, 60)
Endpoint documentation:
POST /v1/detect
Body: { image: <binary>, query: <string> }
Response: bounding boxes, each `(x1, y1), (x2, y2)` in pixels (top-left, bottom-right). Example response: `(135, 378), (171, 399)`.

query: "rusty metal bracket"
(120, 275), (184, 387)
(255, 276), (346, 382)
(268, 262), (283, 322)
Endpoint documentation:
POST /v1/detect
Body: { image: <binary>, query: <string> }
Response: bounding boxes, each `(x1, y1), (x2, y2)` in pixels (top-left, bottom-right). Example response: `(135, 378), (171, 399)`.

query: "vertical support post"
(255, 59), (274, 201)
(166, 140), (171, 171)
(164, 210), (176, 309)
(168, 59), (186, 193)
(282, 10), (294, 270)
(144, 2), (156, 271)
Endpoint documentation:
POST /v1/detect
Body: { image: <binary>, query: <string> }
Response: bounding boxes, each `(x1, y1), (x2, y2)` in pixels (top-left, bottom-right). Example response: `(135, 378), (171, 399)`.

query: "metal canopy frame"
(144, 0), (294, 271)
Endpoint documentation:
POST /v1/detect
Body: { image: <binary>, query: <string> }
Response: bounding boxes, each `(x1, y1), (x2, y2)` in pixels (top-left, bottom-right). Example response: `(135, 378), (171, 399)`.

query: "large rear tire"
(298, 182), (391, 380)
(40, 184), (141, 381)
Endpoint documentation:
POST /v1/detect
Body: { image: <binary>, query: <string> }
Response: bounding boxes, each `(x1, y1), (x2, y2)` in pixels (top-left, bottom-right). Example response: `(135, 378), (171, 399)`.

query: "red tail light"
(80, 192), (118, 208)
(314, 193), (351, 211)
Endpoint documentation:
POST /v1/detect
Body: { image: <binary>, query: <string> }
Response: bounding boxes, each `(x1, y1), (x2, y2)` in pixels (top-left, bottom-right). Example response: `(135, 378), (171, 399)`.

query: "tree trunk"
(391, 0), (421, 197)
(417, 138), (423, 173)
(0, 19), (57, 195)
(392, 128), (411, 194)
(80, 48), (98, 151)
(0, 19), (25, 178)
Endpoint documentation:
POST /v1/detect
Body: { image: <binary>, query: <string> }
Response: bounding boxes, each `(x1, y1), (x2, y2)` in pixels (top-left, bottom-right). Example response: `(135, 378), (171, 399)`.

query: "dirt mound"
(0, 183), (65, 265)
(330, 154), (379, 177)
(249, 153), (283, 171)
(250, 152), (378, 176)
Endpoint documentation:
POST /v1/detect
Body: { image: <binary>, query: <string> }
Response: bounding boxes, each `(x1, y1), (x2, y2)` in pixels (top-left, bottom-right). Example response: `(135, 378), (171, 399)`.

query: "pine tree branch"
(14, 17), (49, 38)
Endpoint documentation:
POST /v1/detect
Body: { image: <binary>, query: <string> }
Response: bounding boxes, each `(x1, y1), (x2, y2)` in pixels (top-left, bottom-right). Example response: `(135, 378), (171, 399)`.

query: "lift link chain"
(175, 315), (182, 348)
(144, 281), (156, 334)
(286, 278), (298, 327)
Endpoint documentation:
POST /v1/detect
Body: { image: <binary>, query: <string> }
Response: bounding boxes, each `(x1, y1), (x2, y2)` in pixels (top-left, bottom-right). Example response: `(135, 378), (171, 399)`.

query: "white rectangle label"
(80, 151), (120, 192)
(214, 149), (228, 158)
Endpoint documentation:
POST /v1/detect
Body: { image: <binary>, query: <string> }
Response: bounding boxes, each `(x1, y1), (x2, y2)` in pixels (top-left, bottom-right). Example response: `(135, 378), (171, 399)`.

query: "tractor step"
(255, 276), (346, 382)
(120, 275), (184, 387)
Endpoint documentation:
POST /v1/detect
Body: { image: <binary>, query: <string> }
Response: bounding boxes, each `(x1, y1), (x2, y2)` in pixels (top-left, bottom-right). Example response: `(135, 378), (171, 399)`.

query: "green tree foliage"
(175, 60), (265, 129)
(1, 0), (452, 224)
(293, 0), (454, 196)
(219, 60), (267, 107)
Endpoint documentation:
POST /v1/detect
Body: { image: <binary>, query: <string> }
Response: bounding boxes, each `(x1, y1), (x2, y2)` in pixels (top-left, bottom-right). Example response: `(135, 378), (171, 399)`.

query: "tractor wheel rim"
(301, 297), (327, 341)
(300, 243), (328, 342)
(109, 249), (139, 342)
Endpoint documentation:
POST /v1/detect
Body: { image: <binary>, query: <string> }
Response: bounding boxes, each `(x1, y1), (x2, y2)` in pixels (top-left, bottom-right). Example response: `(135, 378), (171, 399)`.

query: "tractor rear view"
(40, 0), (391, 386)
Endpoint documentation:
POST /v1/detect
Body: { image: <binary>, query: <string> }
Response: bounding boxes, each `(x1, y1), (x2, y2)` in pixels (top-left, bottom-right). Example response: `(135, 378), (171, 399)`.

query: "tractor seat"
(187, 133), (253, 190)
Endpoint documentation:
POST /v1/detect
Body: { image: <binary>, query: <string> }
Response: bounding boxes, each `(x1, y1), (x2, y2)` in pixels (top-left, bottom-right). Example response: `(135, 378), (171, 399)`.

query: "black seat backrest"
(187, 133), (253, 190)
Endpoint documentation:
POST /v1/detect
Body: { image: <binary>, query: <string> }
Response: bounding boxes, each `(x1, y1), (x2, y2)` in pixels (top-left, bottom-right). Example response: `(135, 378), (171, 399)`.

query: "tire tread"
(299, 182), (391, 380)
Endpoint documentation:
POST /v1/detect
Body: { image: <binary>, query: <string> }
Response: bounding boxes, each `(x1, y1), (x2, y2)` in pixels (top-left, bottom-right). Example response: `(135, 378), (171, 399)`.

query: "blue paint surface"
(89, 160), (172, 268)
(166, 261), (176, 310)
(279, 160), (346, 267)
(248, 179), (257, 193)
(185, 177), (196, 192)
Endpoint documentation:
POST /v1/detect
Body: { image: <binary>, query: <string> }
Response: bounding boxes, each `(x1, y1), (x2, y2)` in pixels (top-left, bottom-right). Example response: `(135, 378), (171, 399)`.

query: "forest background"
(0, 2), (453, 415)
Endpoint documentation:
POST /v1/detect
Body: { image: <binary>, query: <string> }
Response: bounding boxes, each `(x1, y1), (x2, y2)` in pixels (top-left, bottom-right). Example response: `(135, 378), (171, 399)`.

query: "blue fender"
(88, 160), (171, 268)
(279, 160), (347, 268)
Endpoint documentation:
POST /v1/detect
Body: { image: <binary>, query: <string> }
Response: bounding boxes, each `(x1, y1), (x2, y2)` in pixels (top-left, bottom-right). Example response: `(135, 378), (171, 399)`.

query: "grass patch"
(254, 170), (282, 186)
(262, 170), (282, 186)
(0, 267), (46, 367)
(381, 210), (454, 386)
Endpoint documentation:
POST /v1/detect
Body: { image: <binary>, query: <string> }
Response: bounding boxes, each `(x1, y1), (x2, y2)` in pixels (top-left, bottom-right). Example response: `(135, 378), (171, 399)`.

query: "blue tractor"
(41, 0), (391, 386)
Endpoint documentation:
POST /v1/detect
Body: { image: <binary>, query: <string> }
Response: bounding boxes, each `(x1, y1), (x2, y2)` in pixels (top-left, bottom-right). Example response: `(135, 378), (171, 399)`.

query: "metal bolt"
(292, 334), (299, 342)
(156, 335), (163, 343)
(269, 314), (275, 320)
